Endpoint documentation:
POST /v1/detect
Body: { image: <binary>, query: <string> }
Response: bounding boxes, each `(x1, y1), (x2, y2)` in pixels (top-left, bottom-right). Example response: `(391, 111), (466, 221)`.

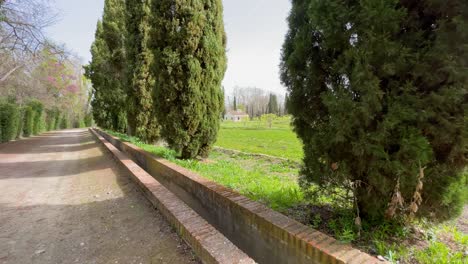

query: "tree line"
(0, 0), (92, 143)
(86, 0), (226, 159)
(87, 0), (466, 222)
(226, 86), (289, 118)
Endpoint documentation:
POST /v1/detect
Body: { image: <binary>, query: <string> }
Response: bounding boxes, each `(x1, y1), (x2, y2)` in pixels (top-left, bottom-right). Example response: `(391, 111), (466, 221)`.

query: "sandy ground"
(0, 129), (198, 264)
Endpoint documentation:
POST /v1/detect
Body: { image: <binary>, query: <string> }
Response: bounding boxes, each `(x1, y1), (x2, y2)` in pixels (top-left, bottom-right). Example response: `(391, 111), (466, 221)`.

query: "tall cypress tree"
(281, 0), (467, 220)
(267, 93), (279, 115)
(125, 0), (159, 142)
(86, 0), (127, 132)
(152, 0), (227, 159)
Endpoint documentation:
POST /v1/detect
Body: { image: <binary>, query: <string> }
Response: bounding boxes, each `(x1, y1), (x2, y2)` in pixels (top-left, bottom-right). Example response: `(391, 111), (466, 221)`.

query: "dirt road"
(0, 129), (197, 264)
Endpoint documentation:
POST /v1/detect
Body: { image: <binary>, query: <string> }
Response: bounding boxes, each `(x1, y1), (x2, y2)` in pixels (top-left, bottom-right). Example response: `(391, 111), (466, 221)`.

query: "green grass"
(216, 116), (303, 162)
(105, 130), (303, 211)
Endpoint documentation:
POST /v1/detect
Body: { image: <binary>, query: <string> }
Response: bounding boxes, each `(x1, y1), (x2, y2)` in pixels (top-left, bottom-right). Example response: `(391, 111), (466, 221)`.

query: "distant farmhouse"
(224, 110), (249, 122)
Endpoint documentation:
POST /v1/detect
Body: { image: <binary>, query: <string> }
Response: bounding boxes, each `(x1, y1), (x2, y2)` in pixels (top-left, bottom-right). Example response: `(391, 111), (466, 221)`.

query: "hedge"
(0, 102), (20, 142)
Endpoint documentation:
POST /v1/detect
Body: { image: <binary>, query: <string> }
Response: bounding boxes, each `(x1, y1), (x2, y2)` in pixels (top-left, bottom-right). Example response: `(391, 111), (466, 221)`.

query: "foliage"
(15, 106), (23, 138)
(85, 0), (127, 133)
(59, 114), (69, 129)
(267, 93), (279, 115)
(124, 0), (159, 142)
(45, 108), (60, 131)
(28, 100), (43, 135)
(415, 241), (465, 264)
(0, 100), (19, 142)
(84, 113), (93, 127)
(152, 0), (227, 159)
(281, 0), (468, 220)
(22, 105), (34, 137)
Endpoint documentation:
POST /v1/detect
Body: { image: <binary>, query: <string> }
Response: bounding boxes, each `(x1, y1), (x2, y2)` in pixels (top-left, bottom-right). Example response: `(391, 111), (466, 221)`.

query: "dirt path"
(0, 129), (197, 264)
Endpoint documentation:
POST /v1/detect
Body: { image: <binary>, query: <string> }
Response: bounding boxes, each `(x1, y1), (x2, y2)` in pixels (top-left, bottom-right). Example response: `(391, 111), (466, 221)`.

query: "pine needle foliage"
(281, 0), (467, 220)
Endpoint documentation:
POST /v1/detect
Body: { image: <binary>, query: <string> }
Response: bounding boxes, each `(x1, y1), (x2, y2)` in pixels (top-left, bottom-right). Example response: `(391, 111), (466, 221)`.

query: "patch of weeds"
(328, 214), (358, 243)
(373, 240), (410, 263)
(415, 241), (466, 264)
(310, 214), (322, 229)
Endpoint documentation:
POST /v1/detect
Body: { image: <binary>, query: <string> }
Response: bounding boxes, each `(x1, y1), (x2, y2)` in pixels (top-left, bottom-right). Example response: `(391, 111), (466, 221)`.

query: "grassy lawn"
(105, 129), (467, 264)
(216, 116), (303, 162)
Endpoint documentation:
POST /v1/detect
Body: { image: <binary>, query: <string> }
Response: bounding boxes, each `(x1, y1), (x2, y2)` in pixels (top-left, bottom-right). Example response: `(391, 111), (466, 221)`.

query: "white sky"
(46, 0), (292, 95)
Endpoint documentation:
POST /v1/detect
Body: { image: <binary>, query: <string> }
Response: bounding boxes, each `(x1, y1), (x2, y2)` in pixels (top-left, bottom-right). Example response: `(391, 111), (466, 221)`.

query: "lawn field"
(216, 116), (303, 162)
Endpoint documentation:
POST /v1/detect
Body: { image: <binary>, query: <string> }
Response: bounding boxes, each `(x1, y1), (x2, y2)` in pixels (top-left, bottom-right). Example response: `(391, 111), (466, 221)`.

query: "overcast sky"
(46, 0), (292, 95)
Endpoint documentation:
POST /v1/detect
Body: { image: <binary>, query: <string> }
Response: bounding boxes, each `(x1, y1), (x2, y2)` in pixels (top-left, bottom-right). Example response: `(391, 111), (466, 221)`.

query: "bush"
(28, 100), (44, 135)
(22, 106), (34, 137)
(15, 107), (24, 138)
(45, 108), (59, 131)
(84, 113), (93, 127)
(53, 110), (61, 130)
(281, 0), (467, 220)
(0, 101), (20, 143)
(60, 114), (69, 129)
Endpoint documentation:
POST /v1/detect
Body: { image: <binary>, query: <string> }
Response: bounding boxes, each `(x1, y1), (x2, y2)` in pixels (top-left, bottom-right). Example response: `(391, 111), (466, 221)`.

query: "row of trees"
(86, 0), (227, 159)
(281, 0), (467, 221)
(0, 0), (93, 141)
(0, 97), (92, 143)
(227, 86), (289, 118)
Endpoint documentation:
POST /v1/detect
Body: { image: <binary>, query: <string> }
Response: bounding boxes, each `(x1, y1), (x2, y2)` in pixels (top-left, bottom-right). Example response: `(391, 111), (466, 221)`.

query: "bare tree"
(0, 0), (60, 83)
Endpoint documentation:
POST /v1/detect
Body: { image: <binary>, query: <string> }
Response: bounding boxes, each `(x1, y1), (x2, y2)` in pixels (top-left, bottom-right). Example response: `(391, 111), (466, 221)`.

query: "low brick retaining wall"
(93, 128), (381, 264)
(90, 129), (254, 264)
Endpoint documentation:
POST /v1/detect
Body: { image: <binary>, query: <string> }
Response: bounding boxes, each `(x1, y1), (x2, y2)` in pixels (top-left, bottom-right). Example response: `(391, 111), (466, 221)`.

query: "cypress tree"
(267, 93), (279, 115)
(125, 0), (159, 142)
(152, 0), (227, 159)
(0, 101), (19, 142)
(284, 93), (289, 115)
(85, 0), (127, 133)
(233, 96), (237, 111)
(281, 0), (467, 220)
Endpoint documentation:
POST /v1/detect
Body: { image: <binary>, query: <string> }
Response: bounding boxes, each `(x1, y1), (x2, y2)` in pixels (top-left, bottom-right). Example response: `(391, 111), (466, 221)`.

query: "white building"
(224, 110), (249, 122)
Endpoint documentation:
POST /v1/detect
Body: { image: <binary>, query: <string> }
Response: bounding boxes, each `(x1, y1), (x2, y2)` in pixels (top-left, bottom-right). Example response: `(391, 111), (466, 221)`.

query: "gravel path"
(0, 129), (197, 264)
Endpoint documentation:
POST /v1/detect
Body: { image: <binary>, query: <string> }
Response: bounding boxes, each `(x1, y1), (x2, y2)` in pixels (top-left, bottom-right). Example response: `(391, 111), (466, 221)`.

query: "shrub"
(53, 110), (61, 130)
(0, 101), (19, 143)
(15, 107), (24, 138)
(60, 114), (69, 129)
(45, 108), (59, 131)
(22, 106), (34, 137)
(281, 0), (467, 220)
(84, 113), (93, 127)
(28, 100), (44, 135)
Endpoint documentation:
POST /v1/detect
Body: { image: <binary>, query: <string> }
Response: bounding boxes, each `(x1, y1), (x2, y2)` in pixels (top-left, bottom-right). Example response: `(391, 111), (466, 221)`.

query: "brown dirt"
(0, 129), (198, 264)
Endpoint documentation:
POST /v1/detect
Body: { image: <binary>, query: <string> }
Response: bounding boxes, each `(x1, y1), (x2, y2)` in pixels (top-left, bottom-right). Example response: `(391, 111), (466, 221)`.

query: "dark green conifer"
(152, 0), (227, 159)
(125, 0), (159, 142)
(85, 0), (127, 132)
(281, 0), (468, 219)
